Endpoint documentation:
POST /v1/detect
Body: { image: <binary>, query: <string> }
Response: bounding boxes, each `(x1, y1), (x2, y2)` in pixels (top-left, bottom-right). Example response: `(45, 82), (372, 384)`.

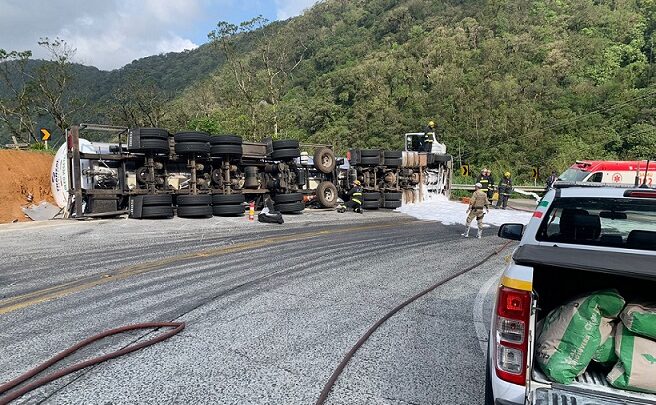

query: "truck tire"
(384, 158), (402, 167)
(136, 167), (150, 184)
(174, 132), (210, 143)
(138, 128), (169, 140)
(360, 149), (380, 157)
(316, 181), (338, 208)
(275, 201), (305, 213)
(272, 140), (299, 150)
(212, 194), (245, 205)
(175, 142), (210, 155)
(210, 135), (242, 145)
(177, 205), (213, 218)
(363, 200), (380, 209)
(383, 150), (402, 158)
(142, 194), (173, 206)
(313, 147), (336, 173)
(360, 157), (380, 165)
(213, 204), (244, 216)
(384, 192), (402, 201)
(210, 144), (243, 156)
(432, 154), (453, 163)
(274, 193), (303, 204)
(363, 192), (381, 201)
(176, 194), (212, 206)
(141, 205), (174, 218)
(383, 200), (402, 209)
(135, 139), (170, 154)
(271, 148), (301, 160)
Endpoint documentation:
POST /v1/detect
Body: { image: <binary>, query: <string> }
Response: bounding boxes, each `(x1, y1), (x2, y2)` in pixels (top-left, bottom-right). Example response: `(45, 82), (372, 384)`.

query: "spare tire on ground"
(275, 201), (305, 213)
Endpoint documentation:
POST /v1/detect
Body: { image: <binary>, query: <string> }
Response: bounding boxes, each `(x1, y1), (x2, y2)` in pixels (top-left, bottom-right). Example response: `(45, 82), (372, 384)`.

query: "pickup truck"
(485, 185), (656, 405)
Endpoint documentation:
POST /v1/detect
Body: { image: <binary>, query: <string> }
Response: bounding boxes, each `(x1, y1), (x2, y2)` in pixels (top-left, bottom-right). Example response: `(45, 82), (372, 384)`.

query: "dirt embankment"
(0, 150), (55, 223)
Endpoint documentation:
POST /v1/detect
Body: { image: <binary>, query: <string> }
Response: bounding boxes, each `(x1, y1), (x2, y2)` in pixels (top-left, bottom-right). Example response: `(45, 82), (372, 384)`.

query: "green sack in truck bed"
(620, 303), (656, 340)
(537, 289), (625, 384)
(592, 320), (618, 365)
(607, 324), (656, 394)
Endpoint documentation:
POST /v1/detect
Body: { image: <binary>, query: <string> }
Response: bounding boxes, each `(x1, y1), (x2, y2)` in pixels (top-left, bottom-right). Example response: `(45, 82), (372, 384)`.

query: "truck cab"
(404, 132), (447, 155)
(487, 185), (656, 404)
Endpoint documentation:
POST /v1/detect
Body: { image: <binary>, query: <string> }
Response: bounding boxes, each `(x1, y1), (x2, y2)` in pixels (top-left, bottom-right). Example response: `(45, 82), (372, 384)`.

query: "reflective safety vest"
(352, 192), (362, 204)
(478, 176), (489, 192)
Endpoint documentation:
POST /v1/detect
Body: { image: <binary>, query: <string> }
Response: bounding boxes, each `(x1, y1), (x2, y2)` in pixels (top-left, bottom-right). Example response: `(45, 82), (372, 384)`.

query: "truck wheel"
(210, 144), (243, 156)
(142, 194), (173, 206)
(316, 181), (338, 208)
(136, 167), (150, 184)
(363, 200), (380, 209)
(176, 194), (212, 206)
(360, 149), (380, 157)
(274, 193), (303, 204)
(313, 147), (336, 173)
(141, 206), (174, 218)
(363, 192), (381, 201)
(174, 132), (210, 143)
(175, 142), (210, 155)
(384, 192), (402, 201)
(275, 201), (305, 213)
(138, 128), (169, 140)
(271, 148), (301, 160)
(383, 200), (402, 209)
(210, 135), (242, 145)
(135, 139), (170, 154)
(272, 140), (299, 150)
(213, 204), (245, 216)
(212, 194), (245, 205)
(360, 157), (380, 165)
(177, 205), (213, 218)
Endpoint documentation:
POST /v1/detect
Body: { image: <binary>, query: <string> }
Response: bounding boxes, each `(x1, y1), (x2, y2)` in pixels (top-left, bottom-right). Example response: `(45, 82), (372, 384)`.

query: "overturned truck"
(51, 124), (453, 219)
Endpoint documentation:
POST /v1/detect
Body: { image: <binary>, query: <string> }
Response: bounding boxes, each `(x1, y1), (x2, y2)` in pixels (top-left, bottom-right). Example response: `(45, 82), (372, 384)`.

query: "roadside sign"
(460, 164), (470, 177)
(531, 167), (539, 179)
(40, 128), (51, 141)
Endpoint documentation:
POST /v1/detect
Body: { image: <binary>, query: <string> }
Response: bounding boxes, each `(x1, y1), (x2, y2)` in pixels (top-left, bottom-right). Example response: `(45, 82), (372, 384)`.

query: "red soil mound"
(0, 150), (55, 223)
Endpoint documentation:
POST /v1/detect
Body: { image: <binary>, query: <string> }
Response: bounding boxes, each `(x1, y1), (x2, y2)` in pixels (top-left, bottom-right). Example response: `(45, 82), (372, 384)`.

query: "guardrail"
(451, 184), (547, 193)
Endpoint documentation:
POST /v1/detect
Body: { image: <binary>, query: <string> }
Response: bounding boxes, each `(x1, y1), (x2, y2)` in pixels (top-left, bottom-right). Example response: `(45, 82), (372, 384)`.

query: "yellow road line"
(0, 221), (409, 315)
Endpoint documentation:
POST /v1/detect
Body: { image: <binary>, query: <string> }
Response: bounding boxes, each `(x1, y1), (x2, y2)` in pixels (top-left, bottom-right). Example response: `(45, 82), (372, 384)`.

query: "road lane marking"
(0, 221), (411, 315)
(473, 271), (502, 354)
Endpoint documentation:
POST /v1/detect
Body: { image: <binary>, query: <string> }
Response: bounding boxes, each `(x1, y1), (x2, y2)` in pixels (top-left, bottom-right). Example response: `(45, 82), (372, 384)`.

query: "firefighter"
(423, 121), (437, 152)
(342, 180), (363, 213)
(498, 171), (513, 209)
(546, 170), (558, 190)
(463, 182), (489, 238)
(476, 169), (490, 196)
(486, 169), (496, 201)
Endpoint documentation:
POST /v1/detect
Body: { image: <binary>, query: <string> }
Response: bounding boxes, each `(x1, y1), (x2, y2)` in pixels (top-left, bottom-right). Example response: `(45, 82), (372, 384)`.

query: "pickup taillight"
(494, 286), (531, 385)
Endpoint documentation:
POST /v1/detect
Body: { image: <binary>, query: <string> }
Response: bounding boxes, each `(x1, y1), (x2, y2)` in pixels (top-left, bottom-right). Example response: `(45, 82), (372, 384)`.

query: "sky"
(0, 0), (320, 71)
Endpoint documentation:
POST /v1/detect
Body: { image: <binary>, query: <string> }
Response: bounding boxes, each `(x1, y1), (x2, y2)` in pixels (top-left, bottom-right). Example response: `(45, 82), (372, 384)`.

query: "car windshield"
(558, 168), (590, 182)
(536, 197), (656, 250)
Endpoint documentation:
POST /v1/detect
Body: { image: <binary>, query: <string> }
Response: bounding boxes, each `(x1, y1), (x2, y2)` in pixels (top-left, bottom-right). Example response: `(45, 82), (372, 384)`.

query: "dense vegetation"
(2, 0), (656, 181)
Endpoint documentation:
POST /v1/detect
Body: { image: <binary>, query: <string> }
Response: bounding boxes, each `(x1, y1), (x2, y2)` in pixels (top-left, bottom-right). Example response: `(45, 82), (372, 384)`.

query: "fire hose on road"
(0, 322), (185, 404)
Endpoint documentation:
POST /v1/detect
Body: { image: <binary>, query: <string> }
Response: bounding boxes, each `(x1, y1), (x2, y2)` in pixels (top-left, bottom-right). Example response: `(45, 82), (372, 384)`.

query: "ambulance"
(558, 160), (654, 187)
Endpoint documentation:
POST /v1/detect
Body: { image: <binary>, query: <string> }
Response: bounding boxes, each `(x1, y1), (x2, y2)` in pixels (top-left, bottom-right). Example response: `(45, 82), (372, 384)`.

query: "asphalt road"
(0, 210), (509, 404)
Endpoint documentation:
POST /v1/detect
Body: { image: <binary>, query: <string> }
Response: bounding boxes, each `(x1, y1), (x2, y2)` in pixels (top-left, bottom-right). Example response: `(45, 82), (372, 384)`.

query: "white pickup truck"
(486, 185), (656, 405)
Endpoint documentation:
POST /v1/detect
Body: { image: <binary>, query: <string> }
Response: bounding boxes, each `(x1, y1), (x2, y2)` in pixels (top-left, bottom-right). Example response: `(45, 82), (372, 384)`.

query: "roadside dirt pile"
(0, 150), (55, 223)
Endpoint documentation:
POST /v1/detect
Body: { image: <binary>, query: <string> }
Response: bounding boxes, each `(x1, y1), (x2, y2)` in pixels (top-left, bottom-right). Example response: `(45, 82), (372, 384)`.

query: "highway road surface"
(0, 210), (510, 404)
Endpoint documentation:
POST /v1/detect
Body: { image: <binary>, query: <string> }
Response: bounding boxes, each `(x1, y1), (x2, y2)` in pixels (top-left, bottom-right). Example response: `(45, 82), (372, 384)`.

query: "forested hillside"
(2, 0), (655, 178)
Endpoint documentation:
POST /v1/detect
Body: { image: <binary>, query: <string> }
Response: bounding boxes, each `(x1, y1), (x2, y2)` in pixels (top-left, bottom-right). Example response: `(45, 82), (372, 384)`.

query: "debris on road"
(22, 202), (61, 221)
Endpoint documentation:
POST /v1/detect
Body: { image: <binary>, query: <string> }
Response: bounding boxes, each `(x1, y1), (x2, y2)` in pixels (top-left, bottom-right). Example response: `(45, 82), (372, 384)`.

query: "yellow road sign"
(40, 128), (51, 141)
(460, 164), (470, 177)
(532, 167), (539, 179)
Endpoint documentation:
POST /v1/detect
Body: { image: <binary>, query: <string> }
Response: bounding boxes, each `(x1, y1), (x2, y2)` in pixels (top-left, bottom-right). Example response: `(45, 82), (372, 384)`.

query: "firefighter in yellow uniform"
(463, 182), (490, 239)
(423, 121), (436, 152)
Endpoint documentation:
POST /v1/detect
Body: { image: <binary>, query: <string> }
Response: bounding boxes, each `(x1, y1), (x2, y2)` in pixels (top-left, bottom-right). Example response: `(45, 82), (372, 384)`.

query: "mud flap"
(129, 195), (144, 219)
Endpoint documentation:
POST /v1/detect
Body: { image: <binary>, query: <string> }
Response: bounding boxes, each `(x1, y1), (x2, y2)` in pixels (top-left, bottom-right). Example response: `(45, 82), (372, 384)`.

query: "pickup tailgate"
(530, 387), (656, 405)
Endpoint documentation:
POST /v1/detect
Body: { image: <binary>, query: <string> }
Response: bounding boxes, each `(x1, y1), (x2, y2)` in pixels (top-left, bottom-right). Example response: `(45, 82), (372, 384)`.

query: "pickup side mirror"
(498, 223), (524, 241)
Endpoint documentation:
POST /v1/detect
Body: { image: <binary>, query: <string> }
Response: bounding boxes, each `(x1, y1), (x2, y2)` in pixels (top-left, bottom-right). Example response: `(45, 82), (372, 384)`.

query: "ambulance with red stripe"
(485, 184), (656, 404)
(558, 160), (654, 187)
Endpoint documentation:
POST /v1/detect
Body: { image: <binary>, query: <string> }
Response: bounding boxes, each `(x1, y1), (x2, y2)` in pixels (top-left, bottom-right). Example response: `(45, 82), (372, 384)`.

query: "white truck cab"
(486, 184), (656, 405)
